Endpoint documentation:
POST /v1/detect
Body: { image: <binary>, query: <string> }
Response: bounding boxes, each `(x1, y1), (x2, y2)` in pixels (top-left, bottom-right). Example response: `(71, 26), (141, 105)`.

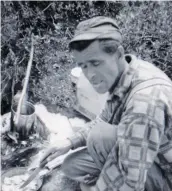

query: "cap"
(70, 16), (122, 45)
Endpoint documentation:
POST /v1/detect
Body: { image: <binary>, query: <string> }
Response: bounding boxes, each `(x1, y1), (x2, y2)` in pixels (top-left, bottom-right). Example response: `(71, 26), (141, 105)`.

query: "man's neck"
(109, 57), (129, 94)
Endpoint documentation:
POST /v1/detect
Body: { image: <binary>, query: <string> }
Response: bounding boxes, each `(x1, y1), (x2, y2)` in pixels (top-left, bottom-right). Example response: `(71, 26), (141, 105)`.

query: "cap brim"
(69, 33), (101, 44)
(69, 31), (122, 45)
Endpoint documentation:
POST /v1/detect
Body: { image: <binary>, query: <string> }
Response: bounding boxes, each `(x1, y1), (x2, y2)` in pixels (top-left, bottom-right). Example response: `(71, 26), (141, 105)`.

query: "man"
(40, 16), (172, 191)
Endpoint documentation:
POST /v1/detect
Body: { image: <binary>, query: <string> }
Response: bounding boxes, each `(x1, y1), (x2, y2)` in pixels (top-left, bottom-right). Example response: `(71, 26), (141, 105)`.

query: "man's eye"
(92, 61), (100, 66)
(78, 62), (82, 67)
(83, 65), (87, 69)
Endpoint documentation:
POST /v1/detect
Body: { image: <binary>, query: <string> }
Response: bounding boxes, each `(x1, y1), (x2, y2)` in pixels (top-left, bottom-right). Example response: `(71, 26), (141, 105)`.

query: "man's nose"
(86, 70), (97, 83)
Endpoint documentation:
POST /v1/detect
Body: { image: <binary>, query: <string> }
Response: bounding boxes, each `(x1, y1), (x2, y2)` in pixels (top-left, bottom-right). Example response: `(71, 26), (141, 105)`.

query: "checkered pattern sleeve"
(68, 116), (104, 149)
(95, 86), (165, 191)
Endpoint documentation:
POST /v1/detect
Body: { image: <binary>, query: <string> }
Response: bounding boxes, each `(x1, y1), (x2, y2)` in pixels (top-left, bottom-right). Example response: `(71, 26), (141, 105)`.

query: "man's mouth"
(92, 81), (102, 86)
(93, 82), (99, 85)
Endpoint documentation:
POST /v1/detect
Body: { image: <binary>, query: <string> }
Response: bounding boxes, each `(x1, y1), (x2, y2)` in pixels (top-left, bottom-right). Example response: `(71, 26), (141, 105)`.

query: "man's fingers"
(40, 148), (57, 163)
(83, 174), (98, 184)
(46, 150), (61, 162)
(83, 174), (92, 184)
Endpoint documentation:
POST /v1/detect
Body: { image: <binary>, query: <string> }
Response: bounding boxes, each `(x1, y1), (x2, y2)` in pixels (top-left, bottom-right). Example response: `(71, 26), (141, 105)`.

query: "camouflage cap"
(70, 16), (122, 45)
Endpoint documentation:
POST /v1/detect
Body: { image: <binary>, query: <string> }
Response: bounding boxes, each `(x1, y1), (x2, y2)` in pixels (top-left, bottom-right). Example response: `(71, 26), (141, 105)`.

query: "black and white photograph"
(1, 1), (172, 191)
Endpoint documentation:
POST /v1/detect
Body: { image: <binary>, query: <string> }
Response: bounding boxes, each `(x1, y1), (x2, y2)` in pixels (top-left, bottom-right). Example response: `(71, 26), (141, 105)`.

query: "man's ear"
(116, 45), (124, 59)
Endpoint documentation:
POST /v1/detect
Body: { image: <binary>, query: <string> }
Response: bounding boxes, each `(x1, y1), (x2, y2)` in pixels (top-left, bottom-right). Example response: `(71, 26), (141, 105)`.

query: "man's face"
(73, 41), (121, 94)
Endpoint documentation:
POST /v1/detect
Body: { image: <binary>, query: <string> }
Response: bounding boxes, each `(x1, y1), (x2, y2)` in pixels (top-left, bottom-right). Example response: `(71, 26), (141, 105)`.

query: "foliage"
(117, 1), (172, 78)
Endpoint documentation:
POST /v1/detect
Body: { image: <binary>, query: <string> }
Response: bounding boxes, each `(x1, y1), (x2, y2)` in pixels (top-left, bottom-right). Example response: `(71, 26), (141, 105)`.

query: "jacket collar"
(107, 54), (138, 101)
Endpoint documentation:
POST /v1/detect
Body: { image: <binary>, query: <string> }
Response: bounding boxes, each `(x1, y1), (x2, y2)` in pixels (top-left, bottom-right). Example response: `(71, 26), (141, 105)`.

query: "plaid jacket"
(69, 55), (172, 191)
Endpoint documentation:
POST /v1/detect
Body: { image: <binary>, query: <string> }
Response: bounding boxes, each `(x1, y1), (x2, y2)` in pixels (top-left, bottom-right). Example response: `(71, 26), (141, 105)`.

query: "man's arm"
(68, 116), (107, 149)
(95, 86), (165, 191)
(68, 92), (111, 150)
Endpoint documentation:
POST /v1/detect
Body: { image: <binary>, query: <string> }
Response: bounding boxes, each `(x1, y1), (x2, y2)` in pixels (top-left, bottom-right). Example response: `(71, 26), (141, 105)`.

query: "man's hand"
(40, 139), (72, 164)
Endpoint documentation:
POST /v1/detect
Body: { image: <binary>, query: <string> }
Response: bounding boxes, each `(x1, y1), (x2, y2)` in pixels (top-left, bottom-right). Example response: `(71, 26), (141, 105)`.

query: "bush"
(117, 1), (172, 78)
